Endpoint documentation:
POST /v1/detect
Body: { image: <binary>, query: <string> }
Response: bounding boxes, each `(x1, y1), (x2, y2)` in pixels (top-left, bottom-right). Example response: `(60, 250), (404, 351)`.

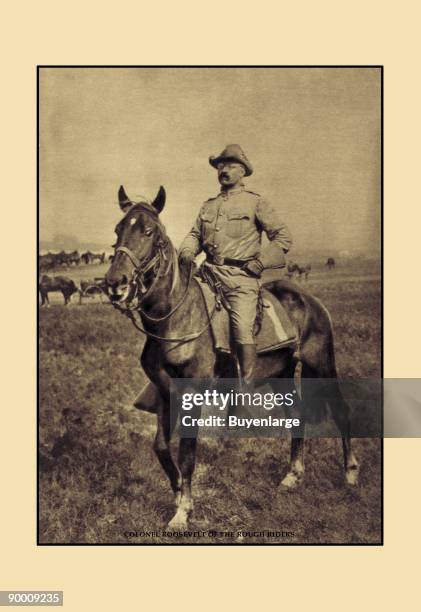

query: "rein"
(124, 303), (217, 343)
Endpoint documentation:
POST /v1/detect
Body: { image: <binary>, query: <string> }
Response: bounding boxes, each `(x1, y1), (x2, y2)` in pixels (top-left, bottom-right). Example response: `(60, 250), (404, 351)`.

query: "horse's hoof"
(167, 515), (188, 531)
(166, 504), (192, 530)
(280, 471), (302, 489)
(345, 468), (359, 486)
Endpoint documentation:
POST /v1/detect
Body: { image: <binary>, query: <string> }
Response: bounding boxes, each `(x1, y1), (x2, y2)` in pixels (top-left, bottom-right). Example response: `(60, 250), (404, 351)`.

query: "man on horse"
(178, 144), (292, 383)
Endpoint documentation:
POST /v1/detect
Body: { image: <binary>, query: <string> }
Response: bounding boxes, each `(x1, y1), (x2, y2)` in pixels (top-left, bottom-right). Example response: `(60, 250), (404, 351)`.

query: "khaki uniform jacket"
(179, 186), (292, 270)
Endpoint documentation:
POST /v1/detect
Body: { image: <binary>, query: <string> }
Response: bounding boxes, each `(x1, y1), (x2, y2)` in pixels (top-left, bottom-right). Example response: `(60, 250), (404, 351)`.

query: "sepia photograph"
(38, 66), (382, 544)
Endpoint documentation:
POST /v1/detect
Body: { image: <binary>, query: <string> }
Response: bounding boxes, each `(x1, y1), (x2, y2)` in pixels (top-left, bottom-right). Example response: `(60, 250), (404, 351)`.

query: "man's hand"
(178, 249), (195, 268)
(243, 258), (264, 278)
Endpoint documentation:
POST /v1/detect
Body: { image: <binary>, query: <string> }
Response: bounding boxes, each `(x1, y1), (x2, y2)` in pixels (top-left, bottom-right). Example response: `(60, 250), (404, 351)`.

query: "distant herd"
(39, 250), (112, 272)
(38, 253), (336, 306)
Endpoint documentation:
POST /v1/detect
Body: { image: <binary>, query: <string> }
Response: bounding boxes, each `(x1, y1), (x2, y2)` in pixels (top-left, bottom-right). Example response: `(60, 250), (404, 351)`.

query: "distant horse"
(39, 275), (78, 306)
(81, 251), (93, 265)
(287, 262), (311, 281)
(91, 252), (105, 264)
(326, 257), (336, 270)
(105, 185), (359, 529)
(53, 251), (69, 267)
(54, 250), (80, 266)
(39, 253), (56, 272)
(81, 251), (105, 265)
(66, 250), (81, 266)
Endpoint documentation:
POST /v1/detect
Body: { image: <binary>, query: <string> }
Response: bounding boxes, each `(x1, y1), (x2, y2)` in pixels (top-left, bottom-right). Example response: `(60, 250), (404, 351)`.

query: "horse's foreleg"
(153, 399), (182, 497)
(141, 350), (183, 511)
(167, 437), (197, 529)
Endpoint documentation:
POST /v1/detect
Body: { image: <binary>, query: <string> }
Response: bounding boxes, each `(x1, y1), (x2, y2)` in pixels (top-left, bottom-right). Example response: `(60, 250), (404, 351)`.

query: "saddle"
(133, 272), (297, 415)
(194, 274), (297, 354)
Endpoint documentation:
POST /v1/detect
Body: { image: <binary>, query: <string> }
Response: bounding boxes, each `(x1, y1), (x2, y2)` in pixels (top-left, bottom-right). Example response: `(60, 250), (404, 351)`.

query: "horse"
(81, 251), (93, 265)
(81, 251), (105, 265)
(91, 252), (106, 264)
(39, 253), (56, 272)
(286, 262), (311, 281)
(66, 250), (81, 266)
(39, 275), (78, 306)
(53, 251), (68, 267)
(105, 185), (359, 529)
(326, 257), (336, 270)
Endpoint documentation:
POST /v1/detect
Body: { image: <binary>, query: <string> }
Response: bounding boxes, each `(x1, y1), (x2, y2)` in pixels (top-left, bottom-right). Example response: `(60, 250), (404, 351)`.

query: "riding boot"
(237, 343), (257, 385)
(232, 343), (257, 419)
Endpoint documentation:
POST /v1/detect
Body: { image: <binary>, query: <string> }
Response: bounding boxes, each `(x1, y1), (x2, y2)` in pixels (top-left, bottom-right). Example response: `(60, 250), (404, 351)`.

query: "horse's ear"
(151, 186), (166, 214)
(118, 185), (132, 212)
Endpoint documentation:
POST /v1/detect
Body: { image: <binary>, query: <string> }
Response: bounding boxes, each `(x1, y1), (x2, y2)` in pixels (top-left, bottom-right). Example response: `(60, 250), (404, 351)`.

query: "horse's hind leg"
(281, 418), (305, 489)
(281, 432), (305, 489)
(327, 381), (359, 485)
(279, 362), (306, 489)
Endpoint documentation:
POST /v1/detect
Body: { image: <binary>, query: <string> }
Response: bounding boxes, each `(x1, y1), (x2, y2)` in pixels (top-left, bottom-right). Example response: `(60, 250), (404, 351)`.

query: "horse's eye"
(145, 227), (153, 236)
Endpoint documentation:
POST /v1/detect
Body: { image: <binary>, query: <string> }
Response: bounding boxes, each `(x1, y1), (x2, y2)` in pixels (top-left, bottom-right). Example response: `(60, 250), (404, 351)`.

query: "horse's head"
(106, 185), (167, 305)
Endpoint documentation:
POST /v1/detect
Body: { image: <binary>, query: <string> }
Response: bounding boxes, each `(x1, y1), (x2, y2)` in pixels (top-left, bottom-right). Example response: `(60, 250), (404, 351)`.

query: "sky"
(39, 67), (381, 256)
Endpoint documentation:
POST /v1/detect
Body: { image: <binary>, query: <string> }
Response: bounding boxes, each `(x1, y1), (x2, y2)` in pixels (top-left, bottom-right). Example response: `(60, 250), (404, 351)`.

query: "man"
(179, 144), (292, 382)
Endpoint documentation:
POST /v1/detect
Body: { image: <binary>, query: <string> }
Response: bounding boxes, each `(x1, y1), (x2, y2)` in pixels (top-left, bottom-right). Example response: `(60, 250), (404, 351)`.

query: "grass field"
(39, 259), (382, 544)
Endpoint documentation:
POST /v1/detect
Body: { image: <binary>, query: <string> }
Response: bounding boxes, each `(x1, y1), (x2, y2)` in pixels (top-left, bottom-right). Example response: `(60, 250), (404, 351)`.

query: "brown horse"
(286, 262), (312, 281)
(105, 186), (359, 529)
(39, 275), (78, 306)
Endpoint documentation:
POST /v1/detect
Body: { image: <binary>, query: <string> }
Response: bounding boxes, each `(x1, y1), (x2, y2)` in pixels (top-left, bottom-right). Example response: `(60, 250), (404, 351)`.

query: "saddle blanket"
(194, 277), (297, 354)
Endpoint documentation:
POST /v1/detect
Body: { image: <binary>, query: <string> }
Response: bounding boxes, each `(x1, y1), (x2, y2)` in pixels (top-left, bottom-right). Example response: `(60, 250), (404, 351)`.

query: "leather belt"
(206, 254), (249, 267)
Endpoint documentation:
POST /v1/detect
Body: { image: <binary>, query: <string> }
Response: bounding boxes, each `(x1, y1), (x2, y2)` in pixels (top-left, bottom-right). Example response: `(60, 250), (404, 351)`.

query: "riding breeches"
(204, 263), (259, 344)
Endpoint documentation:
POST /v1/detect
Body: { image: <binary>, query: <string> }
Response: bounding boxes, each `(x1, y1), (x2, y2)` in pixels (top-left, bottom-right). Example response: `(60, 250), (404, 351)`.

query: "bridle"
(114, 240), (169, 308)
(111, 216), (216, 343)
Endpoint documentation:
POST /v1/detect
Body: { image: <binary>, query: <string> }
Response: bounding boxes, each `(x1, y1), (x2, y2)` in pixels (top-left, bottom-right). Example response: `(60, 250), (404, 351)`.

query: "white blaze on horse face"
(130, 217), (137, 226)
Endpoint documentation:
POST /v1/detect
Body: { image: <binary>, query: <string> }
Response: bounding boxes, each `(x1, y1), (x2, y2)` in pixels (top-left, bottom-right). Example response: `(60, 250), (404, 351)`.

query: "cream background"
(1, 1), (420, 610)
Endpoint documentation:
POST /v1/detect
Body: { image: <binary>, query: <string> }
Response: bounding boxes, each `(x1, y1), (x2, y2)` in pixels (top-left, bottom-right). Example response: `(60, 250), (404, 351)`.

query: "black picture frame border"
(37, 64), (384, 547)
